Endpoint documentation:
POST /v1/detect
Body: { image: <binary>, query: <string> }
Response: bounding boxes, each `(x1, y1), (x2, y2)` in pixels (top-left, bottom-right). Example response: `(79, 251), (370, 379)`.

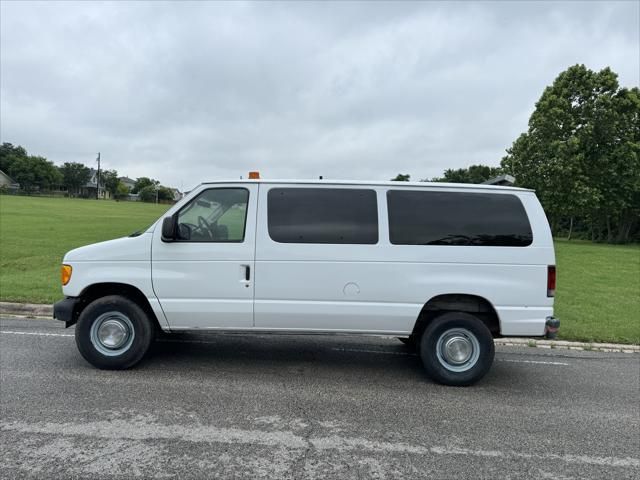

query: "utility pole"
(96, 152), (101, 199)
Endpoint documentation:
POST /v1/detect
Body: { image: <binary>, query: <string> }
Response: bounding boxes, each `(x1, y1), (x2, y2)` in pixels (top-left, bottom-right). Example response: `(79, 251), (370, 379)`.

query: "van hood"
(64, 232), (152, 262)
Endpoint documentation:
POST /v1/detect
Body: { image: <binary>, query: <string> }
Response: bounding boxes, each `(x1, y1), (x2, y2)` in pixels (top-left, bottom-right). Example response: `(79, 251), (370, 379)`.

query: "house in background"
(0, 170), (20, 191)
(117, 176), (139, 201)
(119, 176), (136, 192)
(79, 169), (110, 199)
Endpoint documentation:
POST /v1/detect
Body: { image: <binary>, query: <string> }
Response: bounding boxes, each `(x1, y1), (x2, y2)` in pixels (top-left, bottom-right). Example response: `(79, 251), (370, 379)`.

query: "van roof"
(200, 179), (533, 192)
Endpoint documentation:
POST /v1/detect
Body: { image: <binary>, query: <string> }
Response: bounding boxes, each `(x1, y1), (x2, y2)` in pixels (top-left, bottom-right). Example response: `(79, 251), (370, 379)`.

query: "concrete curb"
(0, 302), (52, 317)
(494, 338), (639, 354)
(1, 301), (638, 353)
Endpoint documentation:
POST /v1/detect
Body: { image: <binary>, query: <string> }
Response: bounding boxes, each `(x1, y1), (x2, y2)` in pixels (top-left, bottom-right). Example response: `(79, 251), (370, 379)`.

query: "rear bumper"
(53, 297), (80, 328)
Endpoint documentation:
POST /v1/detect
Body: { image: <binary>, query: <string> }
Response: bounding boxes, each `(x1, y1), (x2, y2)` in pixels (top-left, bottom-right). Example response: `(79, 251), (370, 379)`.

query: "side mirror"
(161, 215), (177, 242)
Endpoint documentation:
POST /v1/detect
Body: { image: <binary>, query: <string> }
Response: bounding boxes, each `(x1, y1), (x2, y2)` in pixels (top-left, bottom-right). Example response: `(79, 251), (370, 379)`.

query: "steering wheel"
(197, 216), (214, 240)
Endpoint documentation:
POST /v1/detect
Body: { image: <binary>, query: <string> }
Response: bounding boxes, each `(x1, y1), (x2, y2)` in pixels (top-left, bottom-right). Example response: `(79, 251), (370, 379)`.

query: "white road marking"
(0, 330), (73, 337)
(1, 418), (637, 468)
(497, 359), (569, 366)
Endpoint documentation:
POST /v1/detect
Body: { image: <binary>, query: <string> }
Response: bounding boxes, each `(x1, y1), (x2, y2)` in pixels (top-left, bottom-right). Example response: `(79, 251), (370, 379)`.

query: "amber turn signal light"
(61, 264), (72, 286)
(248, 171), (260, 179)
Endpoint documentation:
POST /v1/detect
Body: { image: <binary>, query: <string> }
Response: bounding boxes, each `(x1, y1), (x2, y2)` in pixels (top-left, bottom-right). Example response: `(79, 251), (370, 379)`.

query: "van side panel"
(254, 261), (551, 335)
(254, 185), (554, 336)
(254, 186), (414, 333)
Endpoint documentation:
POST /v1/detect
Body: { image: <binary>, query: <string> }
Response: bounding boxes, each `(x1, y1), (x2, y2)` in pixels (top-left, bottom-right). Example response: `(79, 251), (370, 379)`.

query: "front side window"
(176, 188), (249, 242)
(268, 188), (378, 244)
(387, 190), (533, 246)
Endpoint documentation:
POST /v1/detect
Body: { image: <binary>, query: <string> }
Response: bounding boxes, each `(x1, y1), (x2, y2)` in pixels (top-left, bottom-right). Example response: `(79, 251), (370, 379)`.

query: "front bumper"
(53, 297), (80, 328)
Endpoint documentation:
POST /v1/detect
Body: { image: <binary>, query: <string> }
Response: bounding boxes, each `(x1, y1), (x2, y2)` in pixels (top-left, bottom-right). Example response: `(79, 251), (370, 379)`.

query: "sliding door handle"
(244, 265), (251, 281)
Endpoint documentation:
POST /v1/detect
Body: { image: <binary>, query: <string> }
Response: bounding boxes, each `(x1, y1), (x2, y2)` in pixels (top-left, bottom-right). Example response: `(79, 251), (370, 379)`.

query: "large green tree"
(114, 181), (130, 200)
(157, 186), (174, 202)
(0, 143), (62, 192)
(132, 177), (159, 194)
(138, 185), (157, 202)
(0, 143), (28, 174)
(59, 162), (91, 197)
(101, 169), (120, 197)
(501, 65), (639, 242)
(138, 184), (174, 203)
(8, 156), (62, 192)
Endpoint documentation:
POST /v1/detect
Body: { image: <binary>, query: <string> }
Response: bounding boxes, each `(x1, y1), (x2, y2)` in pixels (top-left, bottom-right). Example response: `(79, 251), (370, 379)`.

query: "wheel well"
(71, 283), (162, 330)
(411, 294), (500, 339)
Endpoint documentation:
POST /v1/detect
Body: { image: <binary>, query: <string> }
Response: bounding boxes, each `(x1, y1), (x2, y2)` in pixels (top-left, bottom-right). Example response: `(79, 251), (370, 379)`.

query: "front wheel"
(419, 312), (494, 386)
(75, 295), (154, 369)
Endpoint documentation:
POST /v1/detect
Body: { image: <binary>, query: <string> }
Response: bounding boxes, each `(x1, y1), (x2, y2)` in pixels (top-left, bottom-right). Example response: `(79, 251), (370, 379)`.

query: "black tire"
(419, 312), (494, 386)
(75, 295), (154, 370)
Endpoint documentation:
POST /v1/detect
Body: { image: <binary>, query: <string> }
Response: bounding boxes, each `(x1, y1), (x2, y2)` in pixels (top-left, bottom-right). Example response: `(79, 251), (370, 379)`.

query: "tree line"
(392, 65), (639, 244)
(0, 143), (175, 202)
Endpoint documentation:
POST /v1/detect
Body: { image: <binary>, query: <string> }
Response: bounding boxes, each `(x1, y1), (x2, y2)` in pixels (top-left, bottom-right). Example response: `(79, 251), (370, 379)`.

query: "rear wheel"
(419, 312), (494, 386)
(75, 295), (154, 369)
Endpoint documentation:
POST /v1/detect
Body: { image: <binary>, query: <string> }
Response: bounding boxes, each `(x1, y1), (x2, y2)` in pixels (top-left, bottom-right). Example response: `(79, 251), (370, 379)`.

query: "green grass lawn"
(554, 239), (639, 344)
(0, 195), (169, 304)
(1, 195), (638, 344)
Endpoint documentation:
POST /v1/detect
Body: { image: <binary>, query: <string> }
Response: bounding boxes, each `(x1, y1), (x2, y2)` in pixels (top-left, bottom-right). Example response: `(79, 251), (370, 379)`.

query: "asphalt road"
(1, 317), (638, 479)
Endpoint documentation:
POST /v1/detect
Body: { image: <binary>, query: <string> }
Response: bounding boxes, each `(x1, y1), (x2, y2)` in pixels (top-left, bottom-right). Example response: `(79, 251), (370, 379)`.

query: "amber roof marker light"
(248, 171), (260, 179)
(61, 264), (72, 286)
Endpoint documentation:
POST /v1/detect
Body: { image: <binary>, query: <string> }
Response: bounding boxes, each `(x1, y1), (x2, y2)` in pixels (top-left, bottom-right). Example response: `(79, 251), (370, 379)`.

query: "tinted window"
(387, 190), (532, 246)
(268, 188), (378, 244)
(177, 188), (248, 242)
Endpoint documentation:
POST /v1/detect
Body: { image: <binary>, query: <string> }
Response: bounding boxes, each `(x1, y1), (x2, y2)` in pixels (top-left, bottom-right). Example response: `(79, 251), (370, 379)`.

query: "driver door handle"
(244, 265), (250, 281)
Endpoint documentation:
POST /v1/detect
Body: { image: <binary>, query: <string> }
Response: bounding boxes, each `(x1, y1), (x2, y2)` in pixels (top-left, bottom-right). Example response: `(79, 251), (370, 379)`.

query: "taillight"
(547, 265), (556, 297)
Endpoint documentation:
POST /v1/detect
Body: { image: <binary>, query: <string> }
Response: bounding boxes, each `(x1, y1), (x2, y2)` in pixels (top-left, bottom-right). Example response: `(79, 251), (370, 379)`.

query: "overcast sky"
(1, 1), (638, 190)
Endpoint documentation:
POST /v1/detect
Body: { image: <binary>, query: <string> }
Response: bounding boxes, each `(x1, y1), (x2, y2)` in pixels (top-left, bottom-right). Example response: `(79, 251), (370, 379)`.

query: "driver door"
(152, 184), (258, 329)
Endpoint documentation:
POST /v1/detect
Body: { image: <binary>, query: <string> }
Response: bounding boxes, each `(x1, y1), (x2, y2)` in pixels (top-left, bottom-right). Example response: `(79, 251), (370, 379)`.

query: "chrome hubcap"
(436, 328), (480, 372)
(97, 319), (128, 349)
(90, 312), (135, 356)
(443, 336), (472, 364)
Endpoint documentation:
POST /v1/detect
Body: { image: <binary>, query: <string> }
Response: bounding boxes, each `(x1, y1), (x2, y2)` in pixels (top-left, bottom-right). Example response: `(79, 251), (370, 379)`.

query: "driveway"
(1, 317), (638, 479)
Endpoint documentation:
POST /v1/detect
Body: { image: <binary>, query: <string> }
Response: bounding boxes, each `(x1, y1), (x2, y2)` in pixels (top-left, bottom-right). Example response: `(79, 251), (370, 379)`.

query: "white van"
(54, 178), (558, 385)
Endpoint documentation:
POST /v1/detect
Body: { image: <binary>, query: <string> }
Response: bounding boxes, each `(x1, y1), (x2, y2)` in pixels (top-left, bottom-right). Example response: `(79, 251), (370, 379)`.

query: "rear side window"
(387, 190), (532, 246)
(268, 188), (378, 244)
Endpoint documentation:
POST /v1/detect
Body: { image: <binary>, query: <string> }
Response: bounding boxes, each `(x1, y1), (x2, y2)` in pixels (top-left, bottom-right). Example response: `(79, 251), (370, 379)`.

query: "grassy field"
(1, 195), (638, 344)
(0, 196), (169, 304)
(554, 239), (639, 344)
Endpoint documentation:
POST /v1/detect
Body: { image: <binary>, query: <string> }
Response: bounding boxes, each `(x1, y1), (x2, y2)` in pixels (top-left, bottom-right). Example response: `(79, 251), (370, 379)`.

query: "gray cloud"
(1, 1), (638, 190)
